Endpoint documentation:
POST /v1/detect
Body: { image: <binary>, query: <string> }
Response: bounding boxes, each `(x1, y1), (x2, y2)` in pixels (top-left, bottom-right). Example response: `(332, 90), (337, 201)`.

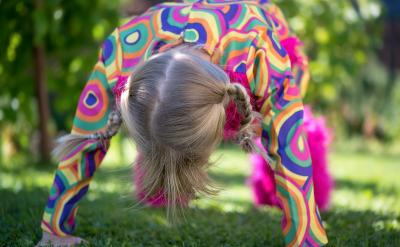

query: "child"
(37, 1), (328, 246)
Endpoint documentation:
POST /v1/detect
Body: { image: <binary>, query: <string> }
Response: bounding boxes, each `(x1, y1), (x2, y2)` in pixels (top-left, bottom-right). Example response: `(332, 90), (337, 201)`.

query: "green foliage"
(274, 0), (400, 139)
(0, 0), (120, 155)
(1, 144), (399, 246)
(0, 0), (399, 158)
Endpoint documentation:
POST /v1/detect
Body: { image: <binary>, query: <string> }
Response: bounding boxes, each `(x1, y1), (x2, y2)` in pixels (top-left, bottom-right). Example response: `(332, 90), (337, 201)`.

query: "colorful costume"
(41, 1), (328, 246)
(245, 3), (334, 211)
(249, 106), (334, 211)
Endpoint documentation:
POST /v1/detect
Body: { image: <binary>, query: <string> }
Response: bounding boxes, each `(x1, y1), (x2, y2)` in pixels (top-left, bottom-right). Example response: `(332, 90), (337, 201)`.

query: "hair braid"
(225, 83), (273, 164)
(226, 83), (254, 152)
(52, 108), (122, 161)
(90, 109), (122, 139)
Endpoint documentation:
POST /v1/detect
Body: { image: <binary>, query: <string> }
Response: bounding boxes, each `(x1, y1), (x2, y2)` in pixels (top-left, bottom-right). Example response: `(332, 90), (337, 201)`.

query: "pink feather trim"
(280, 36), (305, 68)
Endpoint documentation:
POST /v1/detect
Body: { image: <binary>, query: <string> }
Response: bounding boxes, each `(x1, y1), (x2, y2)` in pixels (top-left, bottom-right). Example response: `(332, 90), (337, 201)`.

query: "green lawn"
(1, 138), (399, 246)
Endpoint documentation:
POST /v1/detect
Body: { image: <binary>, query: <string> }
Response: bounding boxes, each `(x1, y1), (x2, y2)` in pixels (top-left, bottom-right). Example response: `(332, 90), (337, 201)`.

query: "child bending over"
(37, 1), (328, 246)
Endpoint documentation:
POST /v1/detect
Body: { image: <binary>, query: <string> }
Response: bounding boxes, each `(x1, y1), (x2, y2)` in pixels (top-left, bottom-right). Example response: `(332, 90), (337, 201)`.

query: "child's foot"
(36, 231), (87, 247)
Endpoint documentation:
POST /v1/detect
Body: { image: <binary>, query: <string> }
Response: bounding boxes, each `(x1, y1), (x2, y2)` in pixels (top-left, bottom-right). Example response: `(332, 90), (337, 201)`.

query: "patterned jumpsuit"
(41, 1), (328, 246)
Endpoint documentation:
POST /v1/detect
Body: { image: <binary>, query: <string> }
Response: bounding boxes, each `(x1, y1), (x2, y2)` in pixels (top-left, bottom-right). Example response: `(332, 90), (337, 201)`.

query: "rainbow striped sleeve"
(41, 29), (121, 237)
(246, 30), (328, 246)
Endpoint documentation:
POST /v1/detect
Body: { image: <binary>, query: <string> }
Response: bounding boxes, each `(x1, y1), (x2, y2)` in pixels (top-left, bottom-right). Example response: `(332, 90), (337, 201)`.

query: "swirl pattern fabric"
(249, 107), (334, 212)
(41, 1), (328, 246)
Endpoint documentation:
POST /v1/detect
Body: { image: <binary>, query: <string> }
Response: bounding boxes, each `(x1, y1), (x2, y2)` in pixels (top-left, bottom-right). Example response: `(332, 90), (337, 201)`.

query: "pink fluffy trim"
(280, 36), (306, 68)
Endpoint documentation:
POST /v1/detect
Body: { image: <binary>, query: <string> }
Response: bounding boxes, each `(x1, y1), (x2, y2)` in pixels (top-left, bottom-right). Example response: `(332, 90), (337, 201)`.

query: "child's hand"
(35, 231), (87, 247)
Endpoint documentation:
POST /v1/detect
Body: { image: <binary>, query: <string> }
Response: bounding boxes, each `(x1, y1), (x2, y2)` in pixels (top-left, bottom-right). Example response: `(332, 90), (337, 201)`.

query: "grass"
(1, 138), (400, 246)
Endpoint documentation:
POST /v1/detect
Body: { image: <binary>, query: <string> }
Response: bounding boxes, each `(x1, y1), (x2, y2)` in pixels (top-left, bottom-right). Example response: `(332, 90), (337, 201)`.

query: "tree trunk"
(33, 43), (51, 162)
(33, 0), (51, 163)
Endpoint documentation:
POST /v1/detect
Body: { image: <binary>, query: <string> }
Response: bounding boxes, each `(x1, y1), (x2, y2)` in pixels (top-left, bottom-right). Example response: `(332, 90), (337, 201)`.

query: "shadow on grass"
(323, 209), (400, 247)
(1, 184), (399, 247)
(0, 185), (283, 247)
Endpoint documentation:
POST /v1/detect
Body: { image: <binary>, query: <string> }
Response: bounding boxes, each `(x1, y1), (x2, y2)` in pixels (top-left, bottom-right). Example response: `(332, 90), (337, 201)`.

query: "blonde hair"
(53, 45), (270, 220)
(119, 46), (269, 219)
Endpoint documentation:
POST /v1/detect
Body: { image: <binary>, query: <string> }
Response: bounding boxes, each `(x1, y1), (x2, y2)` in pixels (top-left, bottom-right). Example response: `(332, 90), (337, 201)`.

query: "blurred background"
(1, 0), (400, 163)
(0, 0), (399, 246)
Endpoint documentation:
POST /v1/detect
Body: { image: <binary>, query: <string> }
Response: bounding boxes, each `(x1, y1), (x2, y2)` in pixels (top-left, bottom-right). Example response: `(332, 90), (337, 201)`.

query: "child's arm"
(40, 29), (121, 237)
(245, 33), (328, 246)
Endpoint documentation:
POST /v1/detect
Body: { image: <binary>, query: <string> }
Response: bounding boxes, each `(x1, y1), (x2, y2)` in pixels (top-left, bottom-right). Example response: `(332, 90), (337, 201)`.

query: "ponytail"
(52, 109), (122, 161)
(226, 83), (274, 164)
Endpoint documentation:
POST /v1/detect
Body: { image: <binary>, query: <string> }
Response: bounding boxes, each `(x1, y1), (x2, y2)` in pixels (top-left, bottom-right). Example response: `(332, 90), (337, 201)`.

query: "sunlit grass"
(1, 136), (399, 246)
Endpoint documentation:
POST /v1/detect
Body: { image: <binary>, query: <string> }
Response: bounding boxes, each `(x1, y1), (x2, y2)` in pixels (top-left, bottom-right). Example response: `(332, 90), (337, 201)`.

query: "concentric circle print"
(74, 78), (109, 132)
(277, 110), (312, 176)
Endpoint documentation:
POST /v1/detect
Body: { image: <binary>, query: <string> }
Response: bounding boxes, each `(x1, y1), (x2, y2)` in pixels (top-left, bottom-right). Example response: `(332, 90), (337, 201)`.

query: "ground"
(1, 138), (399, 247)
